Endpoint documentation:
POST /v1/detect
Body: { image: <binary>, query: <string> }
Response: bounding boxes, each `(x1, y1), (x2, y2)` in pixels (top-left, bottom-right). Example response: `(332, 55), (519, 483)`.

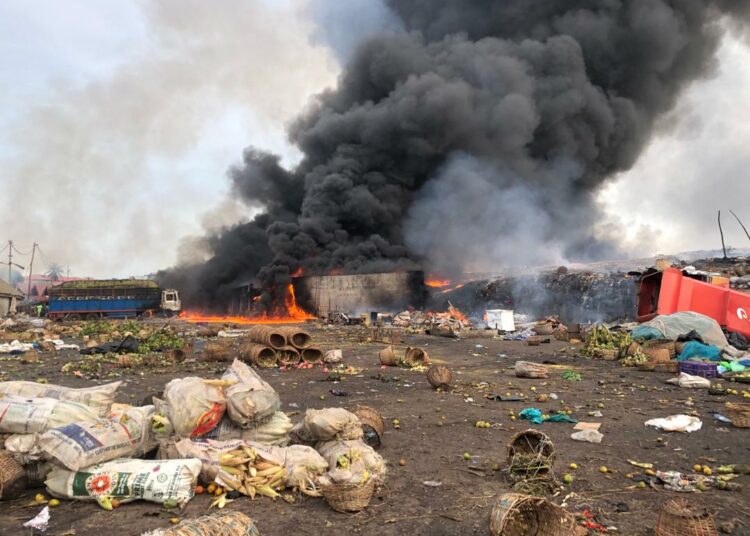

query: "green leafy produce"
(582, 324), (631, 358)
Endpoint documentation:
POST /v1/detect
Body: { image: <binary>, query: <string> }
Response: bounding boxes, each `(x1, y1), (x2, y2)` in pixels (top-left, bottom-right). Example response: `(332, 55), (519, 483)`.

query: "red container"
(637, 268), (750, 338)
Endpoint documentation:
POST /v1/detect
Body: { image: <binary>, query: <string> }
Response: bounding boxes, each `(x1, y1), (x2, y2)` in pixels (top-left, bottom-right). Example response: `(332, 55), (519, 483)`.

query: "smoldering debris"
(433, 269), (637, 324)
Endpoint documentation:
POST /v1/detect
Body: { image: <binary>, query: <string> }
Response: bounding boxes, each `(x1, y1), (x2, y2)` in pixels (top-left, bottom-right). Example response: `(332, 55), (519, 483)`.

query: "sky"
(0, 0), (749, 279)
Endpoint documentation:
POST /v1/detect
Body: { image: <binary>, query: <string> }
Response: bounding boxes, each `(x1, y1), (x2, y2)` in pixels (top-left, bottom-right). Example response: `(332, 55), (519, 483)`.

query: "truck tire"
(67, 314), (81, 321)
(86, 314), (100, 320)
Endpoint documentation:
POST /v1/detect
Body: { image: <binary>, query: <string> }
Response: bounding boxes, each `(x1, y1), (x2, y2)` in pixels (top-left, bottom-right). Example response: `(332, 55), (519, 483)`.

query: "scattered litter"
(324, 349), (343, 363)
(23, 506), (50, 532)
(573, 422), (601, 431)
(645, 415), (702, 433)
(666, 373), (711, 389)
(571, 429), (603, 443)
(422, 480), (442, 487)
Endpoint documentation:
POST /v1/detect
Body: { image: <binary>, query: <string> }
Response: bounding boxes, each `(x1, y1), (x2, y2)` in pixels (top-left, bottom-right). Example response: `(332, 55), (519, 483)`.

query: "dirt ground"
(1, 322), (749, 536)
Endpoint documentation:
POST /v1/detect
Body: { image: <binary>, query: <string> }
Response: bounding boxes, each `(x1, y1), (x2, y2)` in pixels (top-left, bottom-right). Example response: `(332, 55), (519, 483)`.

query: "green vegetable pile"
(581, 324), (631, 358)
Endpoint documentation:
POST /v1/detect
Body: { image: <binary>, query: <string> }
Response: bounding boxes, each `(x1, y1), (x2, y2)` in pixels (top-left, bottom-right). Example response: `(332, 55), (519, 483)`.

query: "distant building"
(0, 279), (23, 316)
(16, 275), (86, 304)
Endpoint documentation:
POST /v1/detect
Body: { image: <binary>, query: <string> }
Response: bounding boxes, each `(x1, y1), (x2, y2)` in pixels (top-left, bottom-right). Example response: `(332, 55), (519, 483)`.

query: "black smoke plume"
(161, 0), (750, 311)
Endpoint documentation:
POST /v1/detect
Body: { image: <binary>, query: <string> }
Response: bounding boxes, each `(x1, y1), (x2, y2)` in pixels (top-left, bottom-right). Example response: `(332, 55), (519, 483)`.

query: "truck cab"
(161, 289), (181, 314)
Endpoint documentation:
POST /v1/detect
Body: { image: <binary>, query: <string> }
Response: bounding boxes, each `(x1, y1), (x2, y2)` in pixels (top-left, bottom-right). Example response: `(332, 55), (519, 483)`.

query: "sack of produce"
(222, 360), (280, 428)
(0, 394), (100, 434)
(240, 411), (292, 446)
(4, 433), (45, 465)
(316, 439), (386, 486)
(46, 458), (201, 509)
(40, 405), (155, 471)
(266, 444), (328, 496)
(290, 408), (363, 443)
(142, 512), (260, 536)
(0, 381), (120, 418)
(160, 378), (226, 438)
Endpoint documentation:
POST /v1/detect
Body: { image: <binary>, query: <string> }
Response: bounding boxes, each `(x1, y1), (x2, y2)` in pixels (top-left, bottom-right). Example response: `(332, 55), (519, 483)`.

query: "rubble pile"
(436, 269), (637, 324)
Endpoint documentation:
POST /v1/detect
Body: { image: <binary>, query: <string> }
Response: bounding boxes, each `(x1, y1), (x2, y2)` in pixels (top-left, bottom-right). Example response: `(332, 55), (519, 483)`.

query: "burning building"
(293, 270), (426, 317)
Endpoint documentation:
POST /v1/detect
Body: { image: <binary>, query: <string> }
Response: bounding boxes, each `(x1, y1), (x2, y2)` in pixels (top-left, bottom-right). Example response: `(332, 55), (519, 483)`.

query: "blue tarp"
(678, 341), (722, 362)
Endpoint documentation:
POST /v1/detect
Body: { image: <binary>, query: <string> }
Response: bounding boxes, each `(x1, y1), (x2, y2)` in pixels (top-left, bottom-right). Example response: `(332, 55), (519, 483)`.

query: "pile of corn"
(215, 445), (286, 500)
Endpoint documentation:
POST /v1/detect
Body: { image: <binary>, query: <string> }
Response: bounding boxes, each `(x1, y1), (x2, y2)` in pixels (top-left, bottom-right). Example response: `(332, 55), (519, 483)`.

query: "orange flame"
(291, 267), (304, 278)
(447, 302), (469, 323)
(181, 284), (316, 325)
(440, 282), (464, 294)
(425, 278), (451, 288)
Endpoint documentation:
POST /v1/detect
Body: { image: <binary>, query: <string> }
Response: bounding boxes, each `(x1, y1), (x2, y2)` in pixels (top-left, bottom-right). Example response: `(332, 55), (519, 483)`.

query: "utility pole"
(718, 211), (728, 259)
(730, 210), (750, 242)
(27, 243), (37, 300)
(7, 240), (11, 286)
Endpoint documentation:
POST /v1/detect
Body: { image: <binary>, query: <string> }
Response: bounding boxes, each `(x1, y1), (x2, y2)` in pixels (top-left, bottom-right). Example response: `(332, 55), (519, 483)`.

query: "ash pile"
(434, 268), (637, 324)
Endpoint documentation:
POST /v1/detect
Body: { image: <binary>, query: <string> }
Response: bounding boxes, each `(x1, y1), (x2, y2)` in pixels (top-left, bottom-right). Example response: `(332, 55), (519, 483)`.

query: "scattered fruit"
(194, 485), (205, 495)
(599, 466), (608, 473)
(693, 464), (703, 472)
(207, 484), (216, 494)
(569, 463), (578, 470)
(399, 458), (406, 466)
(636, 481), (647, 489)
(563, 474), (574, 484)
(463, 452), (471, 461)
(35, 494), (46, 504)
(170, 518), (180, 525)
(111, 498), (121, 509)
(645, 469), (655, 476)
(703, 466), (713, 476)
(48, 498), (60, 507)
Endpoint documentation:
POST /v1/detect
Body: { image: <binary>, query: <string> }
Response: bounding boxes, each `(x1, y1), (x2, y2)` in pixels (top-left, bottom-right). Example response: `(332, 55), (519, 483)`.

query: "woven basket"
(553, 326), (569, 341)
(489, 493), (577, 536)
(533, 323), (555, 335)
(301, 347), (323, 364)
(322, 480), (376, 513)
(426, 365), (452, 389)
(598, 348), (619, 361)
(506, 429), (555, 481)
(514, 361), (548, 379)
(157, 511), (260, 536)
(353, 405), (385, 438)
(643, 339), (677, 359)
(203, 340), (232, 362)
(378, 346), (398, 366)
(240, 342), (278, 368)
(643, 347), (671, 365)
(655, 499), (718, 536)
(402, 347), (429, 367)
(0, 450), (25, 500)
(725, 402), (750, 428)
(526, 336), (542, 346)
(626, 341), (642, 356)
(276, 346), (301, 366)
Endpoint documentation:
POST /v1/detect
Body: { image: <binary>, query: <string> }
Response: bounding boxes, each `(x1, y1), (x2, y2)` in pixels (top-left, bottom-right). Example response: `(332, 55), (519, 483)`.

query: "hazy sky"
(1, 1), (748, 279)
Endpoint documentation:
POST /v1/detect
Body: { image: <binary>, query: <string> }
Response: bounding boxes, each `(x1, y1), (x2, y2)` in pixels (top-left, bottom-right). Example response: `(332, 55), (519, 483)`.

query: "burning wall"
(293, 271), (426, 317)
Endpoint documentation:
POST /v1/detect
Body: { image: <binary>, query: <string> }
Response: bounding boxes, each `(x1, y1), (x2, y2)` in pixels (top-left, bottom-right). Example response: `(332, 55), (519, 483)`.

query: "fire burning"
(425, 278), (451, 288)
(181, 284), (316, 325)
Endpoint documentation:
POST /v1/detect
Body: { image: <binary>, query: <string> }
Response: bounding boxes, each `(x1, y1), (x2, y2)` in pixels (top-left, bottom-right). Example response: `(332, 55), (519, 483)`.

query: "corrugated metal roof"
(0, 279), (23, 298)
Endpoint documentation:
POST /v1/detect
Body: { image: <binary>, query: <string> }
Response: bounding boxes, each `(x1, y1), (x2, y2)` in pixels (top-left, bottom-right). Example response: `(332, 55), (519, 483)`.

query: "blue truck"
(47, 279), (181, 320)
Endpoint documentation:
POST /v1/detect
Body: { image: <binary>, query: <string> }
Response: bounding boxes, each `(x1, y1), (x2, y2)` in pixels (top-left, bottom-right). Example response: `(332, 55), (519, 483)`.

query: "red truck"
(637, 267), (750, 338)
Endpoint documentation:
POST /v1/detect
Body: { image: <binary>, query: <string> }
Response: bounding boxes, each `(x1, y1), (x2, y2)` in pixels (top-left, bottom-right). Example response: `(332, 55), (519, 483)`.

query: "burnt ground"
(1, 323), (749, 536)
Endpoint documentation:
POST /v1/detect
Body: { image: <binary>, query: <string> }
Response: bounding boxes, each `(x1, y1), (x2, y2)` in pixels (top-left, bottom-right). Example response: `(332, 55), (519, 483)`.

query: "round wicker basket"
(378, 346), (398, 366)
(725, 402), (750, 428)
(643, 339), (677, 359)
(353, 405), (385, 438)
(506, 429), (556, 481)
(426, 365), (452, 389)
(655, 499), (718, 536)
(0, 450), (25, 500)
(533, 323), (555, 335)
(489, 493), (576, 536)
(403, 347), (429, 367)
(322, 480), (376, 513)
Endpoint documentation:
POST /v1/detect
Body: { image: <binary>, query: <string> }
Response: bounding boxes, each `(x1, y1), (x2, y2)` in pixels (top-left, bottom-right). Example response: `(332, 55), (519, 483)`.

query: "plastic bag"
(0, 381), (120, 418)
(40, 405), (155, 471)
(46, 458), (201, 507)
(277, 444), (327, 494)
(645, 414), (702, 433)
(0, 394), (100, 434)
(666, 373), (711, 388)
(570, 429), (603, 443)
(316, 439), (386, 486)
(222, 359), (280, 428)
(290, 408), (362, 443)
(640, 312), (728, 348)
(161, 377), (226, 438)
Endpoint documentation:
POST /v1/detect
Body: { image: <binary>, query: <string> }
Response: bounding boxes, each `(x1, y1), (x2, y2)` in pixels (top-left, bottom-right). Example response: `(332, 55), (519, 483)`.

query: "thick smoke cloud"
(166, 0), (750, 310)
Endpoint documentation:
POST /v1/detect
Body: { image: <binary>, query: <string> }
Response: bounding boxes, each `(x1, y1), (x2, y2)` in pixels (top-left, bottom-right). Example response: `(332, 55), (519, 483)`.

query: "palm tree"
(46, 263), (65, 281)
